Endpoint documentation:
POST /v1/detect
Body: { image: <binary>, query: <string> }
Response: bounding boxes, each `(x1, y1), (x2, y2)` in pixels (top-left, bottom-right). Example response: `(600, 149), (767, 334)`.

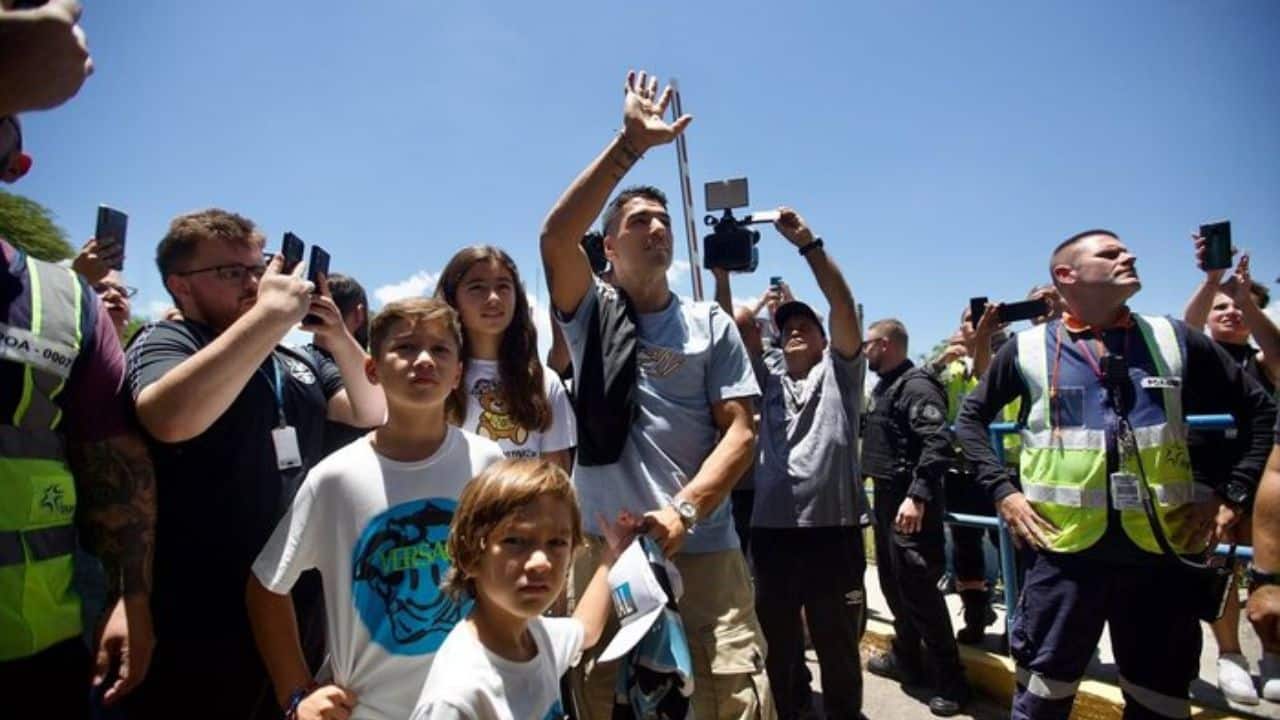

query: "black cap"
(775, 300), (825, 337)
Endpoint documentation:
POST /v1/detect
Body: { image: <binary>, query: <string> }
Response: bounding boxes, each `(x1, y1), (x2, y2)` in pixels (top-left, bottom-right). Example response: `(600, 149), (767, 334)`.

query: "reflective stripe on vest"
(1, 255), (85, 660)
(1015, 315), (1198, 554)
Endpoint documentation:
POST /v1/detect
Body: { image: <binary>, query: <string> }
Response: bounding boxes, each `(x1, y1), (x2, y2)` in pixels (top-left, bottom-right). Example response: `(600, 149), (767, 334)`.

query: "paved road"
(805, 650), (1009, 719)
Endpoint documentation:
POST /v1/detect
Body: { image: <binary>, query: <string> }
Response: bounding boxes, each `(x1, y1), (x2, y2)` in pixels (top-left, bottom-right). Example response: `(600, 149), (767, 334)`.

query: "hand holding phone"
(281, 232), (304, 274)
(94, 205), (127, 271)
(1198, 221), (1233, 272)
(302, 246), (330, 326)
(968, 297), (989, 328)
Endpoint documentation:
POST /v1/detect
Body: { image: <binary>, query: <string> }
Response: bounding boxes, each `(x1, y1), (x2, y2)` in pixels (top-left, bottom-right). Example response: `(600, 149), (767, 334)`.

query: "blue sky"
(15, 1), (1280, 359)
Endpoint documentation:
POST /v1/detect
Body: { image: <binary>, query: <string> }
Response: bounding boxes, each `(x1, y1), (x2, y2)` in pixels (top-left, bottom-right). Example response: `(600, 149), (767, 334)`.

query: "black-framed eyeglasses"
(172, 254), (270, 284)
(93, 282), (138, 298)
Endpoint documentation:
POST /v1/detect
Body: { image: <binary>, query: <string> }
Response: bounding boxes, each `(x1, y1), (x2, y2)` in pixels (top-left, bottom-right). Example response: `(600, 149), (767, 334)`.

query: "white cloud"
(667, 259), (691, 286)
(373, 270), (438, 307)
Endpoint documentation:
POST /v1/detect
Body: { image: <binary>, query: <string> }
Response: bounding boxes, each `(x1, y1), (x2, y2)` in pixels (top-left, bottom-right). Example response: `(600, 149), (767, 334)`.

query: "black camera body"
(703, 210), (760, 272)
(702, 177), (774, 273)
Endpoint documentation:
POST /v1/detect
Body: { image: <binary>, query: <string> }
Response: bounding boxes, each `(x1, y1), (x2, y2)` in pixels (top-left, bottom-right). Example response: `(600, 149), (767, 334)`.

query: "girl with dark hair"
(435, 246), (576, 471)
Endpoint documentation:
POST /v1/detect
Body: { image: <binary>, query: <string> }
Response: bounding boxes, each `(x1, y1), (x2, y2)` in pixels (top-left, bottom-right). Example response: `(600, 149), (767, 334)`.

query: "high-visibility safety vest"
(1015, 314), (1203, 555)
(0, 251), (85, 660)
(941, 359), (1021, 464)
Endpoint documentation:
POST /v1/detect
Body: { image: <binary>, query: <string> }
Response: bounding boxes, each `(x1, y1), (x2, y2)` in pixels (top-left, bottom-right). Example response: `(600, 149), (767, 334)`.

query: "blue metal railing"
(939, 414), (1252, 644)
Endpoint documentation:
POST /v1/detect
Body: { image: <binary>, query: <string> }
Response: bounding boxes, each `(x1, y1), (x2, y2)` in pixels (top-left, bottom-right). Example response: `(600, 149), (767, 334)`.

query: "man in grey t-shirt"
(717, 208), (869, 719)
(540, 70), (772, 720)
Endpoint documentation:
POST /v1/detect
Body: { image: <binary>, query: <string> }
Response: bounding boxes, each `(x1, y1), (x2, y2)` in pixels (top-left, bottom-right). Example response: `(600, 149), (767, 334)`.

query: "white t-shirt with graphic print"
(251, 428), (505, 720)
(460, 359), (576, 459)
(411, 616), (584, 720)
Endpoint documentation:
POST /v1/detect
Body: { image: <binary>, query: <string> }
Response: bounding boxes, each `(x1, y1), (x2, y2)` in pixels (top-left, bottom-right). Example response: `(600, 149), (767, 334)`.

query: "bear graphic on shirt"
(471, 377), (529, 446)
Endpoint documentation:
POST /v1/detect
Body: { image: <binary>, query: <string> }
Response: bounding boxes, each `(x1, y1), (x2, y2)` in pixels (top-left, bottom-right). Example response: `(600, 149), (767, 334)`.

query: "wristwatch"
(1247, 566), (1280, 590)
(1221, 480), (1252, 508)
(671, 498), (698, 532)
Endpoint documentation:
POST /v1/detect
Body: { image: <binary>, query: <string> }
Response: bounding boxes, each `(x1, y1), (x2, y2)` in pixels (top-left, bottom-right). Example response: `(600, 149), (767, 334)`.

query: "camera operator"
(122, 210), (386, 719)
(540, 70), (770, 719)
(862, 317), (971, 716)
(1, 5), (156, 714)
(716, 208), (869, 719)
(956, 229), (1276, 719)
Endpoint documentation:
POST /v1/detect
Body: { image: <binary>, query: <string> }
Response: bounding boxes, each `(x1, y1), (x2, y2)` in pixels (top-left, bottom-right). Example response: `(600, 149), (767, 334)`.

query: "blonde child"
(411, 459), (632, 720)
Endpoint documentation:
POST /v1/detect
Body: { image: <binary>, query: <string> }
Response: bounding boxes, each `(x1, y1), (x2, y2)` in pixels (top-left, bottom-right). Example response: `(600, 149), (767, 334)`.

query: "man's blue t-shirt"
(558, 282), (760, 553)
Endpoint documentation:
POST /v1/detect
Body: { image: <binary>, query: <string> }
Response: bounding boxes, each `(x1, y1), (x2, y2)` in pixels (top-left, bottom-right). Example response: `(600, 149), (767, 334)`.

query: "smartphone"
(307, 245), (330, 286)
(1199, 220), (1232, 271)
(969, 297), (989, 328)
(94, 205), (128, 270)
(303, 245), (330, 326)
(997, 298), (1050, 324)
(770, 275), (783, 288)
(281, 232), (304, 273)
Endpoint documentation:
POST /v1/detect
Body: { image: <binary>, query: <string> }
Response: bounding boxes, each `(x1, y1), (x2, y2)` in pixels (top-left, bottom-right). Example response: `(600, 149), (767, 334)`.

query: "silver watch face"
(675, 500), (697, 523)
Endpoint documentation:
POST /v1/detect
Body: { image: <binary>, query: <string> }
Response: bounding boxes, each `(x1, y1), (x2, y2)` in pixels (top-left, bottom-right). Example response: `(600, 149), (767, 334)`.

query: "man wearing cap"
(122, 210), (385, 719)
(862, 317), (971, 716)
(717, 208), (868, 719)
(541, 70), (771, 719)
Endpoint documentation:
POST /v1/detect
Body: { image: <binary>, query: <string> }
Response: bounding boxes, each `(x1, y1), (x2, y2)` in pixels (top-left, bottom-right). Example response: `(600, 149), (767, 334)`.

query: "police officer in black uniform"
(862, 317), (970, 717)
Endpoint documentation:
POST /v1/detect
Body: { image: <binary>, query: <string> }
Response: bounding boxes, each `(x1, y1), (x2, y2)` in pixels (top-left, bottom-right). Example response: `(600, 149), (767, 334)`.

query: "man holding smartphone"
(122, 209), (385, 719)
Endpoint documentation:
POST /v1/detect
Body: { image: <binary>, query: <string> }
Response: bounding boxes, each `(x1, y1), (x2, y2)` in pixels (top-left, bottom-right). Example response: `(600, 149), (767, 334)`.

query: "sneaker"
(867, 651), (925, 686)
(1262, 653), (1280, 702)
(1217, 654), (1259, 705)
(929, 682), (970, 717)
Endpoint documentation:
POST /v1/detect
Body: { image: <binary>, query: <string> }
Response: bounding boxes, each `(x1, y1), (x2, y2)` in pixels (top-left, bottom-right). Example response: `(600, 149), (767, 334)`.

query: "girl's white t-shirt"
(411, 616), (585, 720)
(459, 360), (576, 458)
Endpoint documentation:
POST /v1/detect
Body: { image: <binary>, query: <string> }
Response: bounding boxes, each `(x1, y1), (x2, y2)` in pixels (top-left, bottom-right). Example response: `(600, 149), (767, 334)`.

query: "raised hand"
(1192, 233), (1235, 285)
(621, 70), (692, 153)
(773, 207), (815, 248)
(71, 236), (122, 284)
(255, 254), (314, 328)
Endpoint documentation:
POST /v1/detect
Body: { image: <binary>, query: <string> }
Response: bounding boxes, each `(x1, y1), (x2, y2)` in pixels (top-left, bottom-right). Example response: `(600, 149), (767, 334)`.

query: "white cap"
(598, 537), (682, 662)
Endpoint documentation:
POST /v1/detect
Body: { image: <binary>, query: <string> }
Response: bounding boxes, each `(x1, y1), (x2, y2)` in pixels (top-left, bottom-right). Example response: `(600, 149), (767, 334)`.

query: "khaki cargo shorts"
(569, 536), (776, 720)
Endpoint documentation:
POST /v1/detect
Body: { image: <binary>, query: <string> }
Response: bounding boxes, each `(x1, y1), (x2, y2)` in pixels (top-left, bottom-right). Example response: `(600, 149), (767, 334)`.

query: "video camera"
(702, 178), (778, 273)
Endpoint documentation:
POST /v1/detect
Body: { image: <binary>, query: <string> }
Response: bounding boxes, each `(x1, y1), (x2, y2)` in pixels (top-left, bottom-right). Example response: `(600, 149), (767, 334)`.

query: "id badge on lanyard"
(267, 356), (302, 470)
(1110, 421), (1144, 511)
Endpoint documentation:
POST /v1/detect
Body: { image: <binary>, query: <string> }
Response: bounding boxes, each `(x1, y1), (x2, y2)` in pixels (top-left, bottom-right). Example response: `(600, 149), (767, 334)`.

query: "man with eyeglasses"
(122, 208), (385, 719)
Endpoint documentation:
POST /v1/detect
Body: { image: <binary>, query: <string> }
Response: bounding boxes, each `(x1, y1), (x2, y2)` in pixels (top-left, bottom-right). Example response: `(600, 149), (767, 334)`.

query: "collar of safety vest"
(1061, 306), (1134, 334)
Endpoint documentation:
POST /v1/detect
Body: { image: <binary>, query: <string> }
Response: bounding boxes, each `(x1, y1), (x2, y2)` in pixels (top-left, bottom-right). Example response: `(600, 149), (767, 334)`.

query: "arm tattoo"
(68, 433), (157, 597)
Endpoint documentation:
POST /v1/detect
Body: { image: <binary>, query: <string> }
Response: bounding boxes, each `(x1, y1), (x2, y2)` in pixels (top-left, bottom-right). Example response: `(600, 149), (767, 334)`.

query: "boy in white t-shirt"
(246, 298), (505, 720)
(411, 459), (634, 720)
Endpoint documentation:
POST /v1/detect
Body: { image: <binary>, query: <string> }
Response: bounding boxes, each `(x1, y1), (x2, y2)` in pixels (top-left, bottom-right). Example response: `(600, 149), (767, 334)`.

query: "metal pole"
(669, 78), (703, 302)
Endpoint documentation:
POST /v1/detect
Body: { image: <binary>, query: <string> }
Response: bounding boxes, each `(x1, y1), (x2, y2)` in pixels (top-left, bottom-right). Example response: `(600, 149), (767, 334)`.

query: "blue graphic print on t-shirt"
(351, 498), (470, 655)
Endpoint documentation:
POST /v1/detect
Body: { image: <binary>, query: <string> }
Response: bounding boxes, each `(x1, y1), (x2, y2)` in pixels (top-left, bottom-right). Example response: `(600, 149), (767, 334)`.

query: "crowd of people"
(4, 4), (1280, 720)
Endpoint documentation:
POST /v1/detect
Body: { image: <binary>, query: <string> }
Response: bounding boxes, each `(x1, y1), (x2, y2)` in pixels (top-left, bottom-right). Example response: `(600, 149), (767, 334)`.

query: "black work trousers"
(0, 636), (90, 719)
(945, 471), (998, 583)
(753, 526), (867, 720)
(872, 485), (963, 687)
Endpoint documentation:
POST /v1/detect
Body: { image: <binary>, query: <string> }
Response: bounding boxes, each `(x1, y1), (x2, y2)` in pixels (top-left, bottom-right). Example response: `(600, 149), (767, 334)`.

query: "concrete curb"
(861, 618), (1248, 720)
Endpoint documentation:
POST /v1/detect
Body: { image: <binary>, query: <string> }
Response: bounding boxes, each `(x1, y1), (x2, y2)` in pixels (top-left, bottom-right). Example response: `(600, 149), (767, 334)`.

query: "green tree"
(0, 190), (73, 261)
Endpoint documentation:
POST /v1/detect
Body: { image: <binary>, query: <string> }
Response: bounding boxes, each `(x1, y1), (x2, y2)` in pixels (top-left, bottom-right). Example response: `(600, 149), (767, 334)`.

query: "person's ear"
(364, 355), (380, 385)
